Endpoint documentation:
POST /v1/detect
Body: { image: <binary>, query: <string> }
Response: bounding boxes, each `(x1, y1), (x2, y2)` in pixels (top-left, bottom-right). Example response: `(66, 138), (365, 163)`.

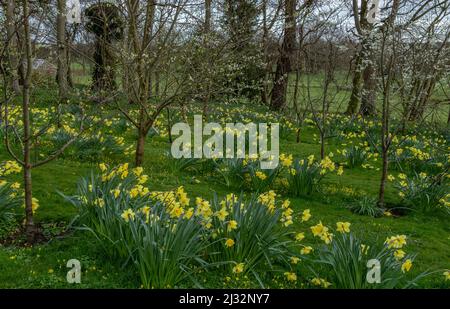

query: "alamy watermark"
(66, 259), (81, 284)
(366, 0), (380, 24)
(66, 0), (81, 24)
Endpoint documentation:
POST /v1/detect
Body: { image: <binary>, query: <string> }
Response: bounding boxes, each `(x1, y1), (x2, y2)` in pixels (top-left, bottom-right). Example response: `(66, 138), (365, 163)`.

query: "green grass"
(0, 73), (449, 288)
(1, 124), (449, 288)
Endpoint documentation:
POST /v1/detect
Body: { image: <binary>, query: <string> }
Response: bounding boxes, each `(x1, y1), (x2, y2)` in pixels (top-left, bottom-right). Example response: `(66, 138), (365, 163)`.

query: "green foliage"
(312, 233), (426, 288)
(206, 194), (292, 283)
(166, 152), (203, 173)
(286, 158), (323, 196)
(343, 145), (368, 168)
(395, 173), (449, 214)
(85, 2), (124, 40)
(65, 164), (208, 288)
(245, 162), (281, 193)
(0, 183), (21, 222)
(126, 204), (208, 288)
(213, 158), (247, 188)
(219, 0), (264, 99)
(348, 196), (385, 218)
(52, 131), (128, 162)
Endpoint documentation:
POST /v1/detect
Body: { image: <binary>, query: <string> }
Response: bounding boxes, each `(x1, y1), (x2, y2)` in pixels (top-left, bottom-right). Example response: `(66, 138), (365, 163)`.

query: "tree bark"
(135, 129), (146, 167)
(270, 0), (296, 111)
(378, 148), (388, 207)
(261, 0), (268, 105)
(57, 0), (68, 99)
(205, 0), (211, 33)
(5, 0), (21, 94)
(346, 53), (362, 115)
(66, 28), (74, 88)
(22, 0), (36, 243)
(201, 0), (212, 120)
(359, 42), (376, 116)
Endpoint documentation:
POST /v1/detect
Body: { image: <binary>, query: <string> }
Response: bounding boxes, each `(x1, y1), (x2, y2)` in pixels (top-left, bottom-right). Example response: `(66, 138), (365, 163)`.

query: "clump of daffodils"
(0, 161), (22, 176)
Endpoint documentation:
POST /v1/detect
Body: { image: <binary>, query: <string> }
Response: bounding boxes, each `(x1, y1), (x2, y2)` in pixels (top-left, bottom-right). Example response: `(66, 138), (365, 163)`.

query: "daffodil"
(301, 209), (311, 222)
(394, 249), (406, 260)
(336, 222), (351, 233)
(232, 263), (244, 274)
(401, 259), (413, 273)
(133, 166), (143, 177)
(284, 272), (297, 282)
(227, 220), (238, 232)
(295, 232), (305, 242)
(280, 153), (293, 167)
(99, 163), (107, 172)
(94, 198), (104, 208)
(385, 235), (407, 249)
(225, 238), (235, 248)
(111, 188), (121, 199)
(215, 207), (229, 221)
(121, 208), (135, 222)
(360, 244), (369, 255)
(311, 221), (328, 237)
(311, 277), (331, 288)
(290, 256), (301, 264)
(281, 199), (290, 209)
(300, 246), (313, 255)
(443, 271), (450, 281)
(184, 207), (194, 219)
(254, 171), (267, 180)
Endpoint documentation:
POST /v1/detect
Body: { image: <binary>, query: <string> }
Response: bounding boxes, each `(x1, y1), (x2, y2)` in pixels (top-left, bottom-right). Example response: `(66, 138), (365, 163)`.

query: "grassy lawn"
(0, 98), (448, 288)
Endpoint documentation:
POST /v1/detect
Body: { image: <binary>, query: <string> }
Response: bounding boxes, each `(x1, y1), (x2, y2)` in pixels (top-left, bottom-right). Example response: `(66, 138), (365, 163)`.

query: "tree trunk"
(205, 0), (211, 33)
(270, 0), (295, 111)
(56, 0), (68, 99)
(320, 134), (325, 160)
(346, 53), (362, 115)
(378, 148), (388, 207)
(6, 0), (21, 94)
(66, 30), (74, 88)
(22, 0), (35, 243)
(261, 0), (269, 106)
(360, 49), (376, 116)
(135, 128), (146, 167)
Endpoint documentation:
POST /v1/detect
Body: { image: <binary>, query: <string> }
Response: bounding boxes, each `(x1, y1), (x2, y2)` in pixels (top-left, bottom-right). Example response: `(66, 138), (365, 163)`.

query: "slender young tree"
(2, 0), (87, 242)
